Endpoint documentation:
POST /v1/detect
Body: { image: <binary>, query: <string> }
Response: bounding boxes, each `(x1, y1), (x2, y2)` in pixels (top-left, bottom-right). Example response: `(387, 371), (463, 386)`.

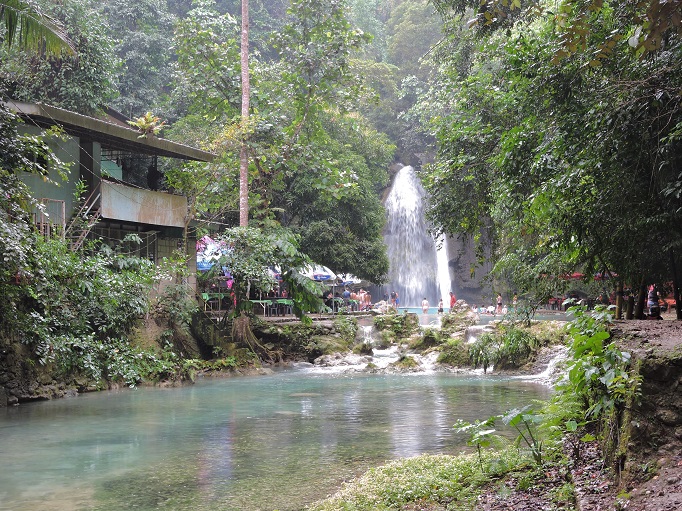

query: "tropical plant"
(127, 111), (167, 138)
(496, 326), (540, 368)
(453, 417), (499, 471)
(561, 305), (640, 420)
(468, 332), (499, 373)
(0, 101), (70, 339)
(500, 406), (544, 465)
(0, 0), (74, 54)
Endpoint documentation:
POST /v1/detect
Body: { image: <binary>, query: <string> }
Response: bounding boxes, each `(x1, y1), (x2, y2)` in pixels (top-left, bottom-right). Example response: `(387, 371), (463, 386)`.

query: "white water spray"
(383, 166), (451, 306)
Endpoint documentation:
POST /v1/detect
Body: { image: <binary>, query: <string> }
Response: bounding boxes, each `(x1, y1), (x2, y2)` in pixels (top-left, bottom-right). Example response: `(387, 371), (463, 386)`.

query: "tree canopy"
(415, 0), (682, 311)
(5, 0), (682, 311)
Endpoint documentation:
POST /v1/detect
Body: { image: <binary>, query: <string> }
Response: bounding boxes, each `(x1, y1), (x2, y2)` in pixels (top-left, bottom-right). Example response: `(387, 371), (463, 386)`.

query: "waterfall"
(435, 234), (451, 307)
(361, 325), (374, 344)
(383, 166), (451, 307)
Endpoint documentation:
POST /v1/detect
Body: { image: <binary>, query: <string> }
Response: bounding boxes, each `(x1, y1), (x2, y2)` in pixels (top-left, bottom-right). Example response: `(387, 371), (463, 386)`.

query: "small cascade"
(464, 324), (496, 344)
(308, 345), (443, 374)
(382, 166), (451, 307)
(361, 325), (374, 344)
(518, 345), (569, 383)
(370, 345), (402, 367)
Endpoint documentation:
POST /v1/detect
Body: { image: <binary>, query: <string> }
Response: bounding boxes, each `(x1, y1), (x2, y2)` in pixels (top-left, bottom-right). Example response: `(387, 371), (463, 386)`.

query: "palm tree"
(1, 0), (74, 54)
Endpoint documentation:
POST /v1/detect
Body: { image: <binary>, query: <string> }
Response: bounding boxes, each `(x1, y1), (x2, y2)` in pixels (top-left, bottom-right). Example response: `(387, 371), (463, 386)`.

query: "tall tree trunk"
(670, 249), (682, 320)
(239, 0), (250, 227)
(634, 276), (646, 320)
(615, 280), (624, 319)
(626, 294), (634, 320)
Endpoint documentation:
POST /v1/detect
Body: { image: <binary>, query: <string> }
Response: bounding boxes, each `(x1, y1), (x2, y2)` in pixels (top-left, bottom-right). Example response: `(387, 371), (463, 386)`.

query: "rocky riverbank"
(464, 319), (682, 511)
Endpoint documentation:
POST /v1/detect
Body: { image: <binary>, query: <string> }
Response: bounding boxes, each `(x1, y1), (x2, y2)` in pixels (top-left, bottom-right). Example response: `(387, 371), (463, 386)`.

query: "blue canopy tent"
(196, 236), (228, 272)
(303, 264), (337, 282)
(336, 273), (362, 287)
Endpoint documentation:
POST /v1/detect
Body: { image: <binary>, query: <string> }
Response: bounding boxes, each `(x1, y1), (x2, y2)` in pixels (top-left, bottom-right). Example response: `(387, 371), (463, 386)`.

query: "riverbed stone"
(0, 387), (6, 407)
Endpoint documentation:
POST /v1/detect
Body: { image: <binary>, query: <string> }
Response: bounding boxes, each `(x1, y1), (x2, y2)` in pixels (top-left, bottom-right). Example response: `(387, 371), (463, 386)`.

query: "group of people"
(325, 287), (372, 311)
(267, 286), (288, 298)
(421, 291), (458, 315)
(471, 293), (514, 316)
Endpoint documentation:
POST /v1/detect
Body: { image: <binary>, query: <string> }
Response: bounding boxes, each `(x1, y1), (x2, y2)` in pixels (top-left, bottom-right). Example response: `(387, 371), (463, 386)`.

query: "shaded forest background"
(3, 0), (682, 324)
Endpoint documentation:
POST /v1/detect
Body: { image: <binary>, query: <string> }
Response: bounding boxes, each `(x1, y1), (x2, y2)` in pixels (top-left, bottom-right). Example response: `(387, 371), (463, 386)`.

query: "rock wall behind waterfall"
(445, 233), (493, 306)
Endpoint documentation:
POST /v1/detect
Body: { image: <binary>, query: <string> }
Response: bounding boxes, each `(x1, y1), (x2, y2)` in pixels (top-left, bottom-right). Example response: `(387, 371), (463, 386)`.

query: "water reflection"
(0, 372), (551, 511)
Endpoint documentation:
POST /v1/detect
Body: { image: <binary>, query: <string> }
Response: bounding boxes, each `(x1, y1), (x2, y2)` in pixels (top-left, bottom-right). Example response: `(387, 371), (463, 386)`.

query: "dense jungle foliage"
(2, 0), (682, 385)
(418, 0), (682, 312)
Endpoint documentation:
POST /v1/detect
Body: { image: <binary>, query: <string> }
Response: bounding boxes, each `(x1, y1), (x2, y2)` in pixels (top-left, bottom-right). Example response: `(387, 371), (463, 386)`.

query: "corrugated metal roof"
(5, 101), (215, 162)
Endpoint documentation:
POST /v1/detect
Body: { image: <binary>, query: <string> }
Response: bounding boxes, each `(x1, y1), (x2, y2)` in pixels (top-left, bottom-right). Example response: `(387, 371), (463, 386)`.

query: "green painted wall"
(18, 125), (101, 221)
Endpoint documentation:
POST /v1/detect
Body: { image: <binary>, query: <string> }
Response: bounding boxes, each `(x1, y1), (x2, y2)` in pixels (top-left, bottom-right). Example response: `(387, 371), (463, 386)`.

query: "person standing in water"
(422, 298), (429, 314)
(437, 299), (444, 315)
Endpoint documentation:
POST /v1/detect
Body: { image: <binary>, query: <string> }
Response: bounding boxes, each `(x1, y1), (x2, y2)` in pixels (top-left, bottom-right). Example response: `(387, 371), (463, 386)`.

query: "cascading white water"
(383, 166), (451, 307)
(361, 325), (374, 344)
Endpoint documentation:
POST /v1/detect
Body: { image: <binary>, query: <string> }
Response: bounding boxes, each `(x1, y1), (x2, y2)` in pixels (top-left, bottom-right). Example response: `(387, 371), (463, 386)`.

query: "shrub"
(437, 339), (470, 366)
(496, 326), (540, 369)
(373, 313), (419, 339)
(468, 326), (542, 371)
(560, 305), (640, 420)
(469, 333), (500, 373)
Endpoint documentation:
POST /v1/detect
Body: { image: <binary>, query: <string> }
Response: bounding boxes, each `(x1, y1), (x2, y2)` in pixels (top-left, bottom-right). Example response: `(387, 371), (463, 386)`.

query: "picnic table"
(201, 292), (230, 311)
(249, 299), (293, 316)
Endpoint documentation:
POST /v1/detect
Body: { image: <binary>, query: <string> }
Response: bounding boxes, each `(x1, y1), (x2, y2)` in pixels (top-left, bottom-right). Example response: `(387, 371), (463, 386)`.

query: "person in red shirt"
(449, 291), (457, 310)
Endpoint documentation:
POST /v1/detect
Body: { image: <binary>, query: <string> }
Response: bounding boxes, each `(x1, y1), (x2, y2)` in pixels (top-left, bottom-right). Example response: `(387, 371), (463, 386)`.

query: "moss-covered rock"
(373, 313), (420, 340)
(408, 328), (441, 350)
(391, 354), (419, 369)
(353, 342), (374, 355)
(437, 339), (471, 367)
(440, 302), (478, 338)
(251, 318), (357, 362)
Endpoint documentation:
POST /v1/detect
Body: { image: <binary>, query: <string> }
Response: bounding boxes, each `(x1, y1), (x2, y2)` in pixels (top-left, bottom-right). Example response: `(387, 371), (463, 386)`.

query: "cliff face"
(604, 321), (682, 511)
(0, 339), (84, 406)
(635, 349), (682, 444)
(445, 234), (493, 305)
(612, 320), (682, 444)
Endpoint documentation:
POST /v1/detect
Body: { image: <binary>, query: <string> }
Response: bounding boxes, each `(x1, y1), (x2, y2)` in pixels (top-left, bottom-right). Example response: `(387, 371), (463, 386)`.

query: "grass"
(307, 449), (528, 511)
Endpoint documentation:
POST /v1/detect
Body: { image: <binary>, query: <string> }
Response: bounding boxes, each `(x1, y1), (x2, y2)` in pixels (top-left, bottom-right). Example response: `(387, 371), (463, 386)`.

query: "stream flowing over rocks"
(307, 323), (569, 380)
(310, 347), (443, 373)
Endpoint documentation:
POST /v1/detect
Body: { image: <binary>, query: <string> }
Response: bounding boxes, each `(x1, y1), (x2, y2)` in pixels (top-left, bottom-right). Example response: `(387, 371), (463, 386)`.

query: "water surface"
(0, 371), (551, 511)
